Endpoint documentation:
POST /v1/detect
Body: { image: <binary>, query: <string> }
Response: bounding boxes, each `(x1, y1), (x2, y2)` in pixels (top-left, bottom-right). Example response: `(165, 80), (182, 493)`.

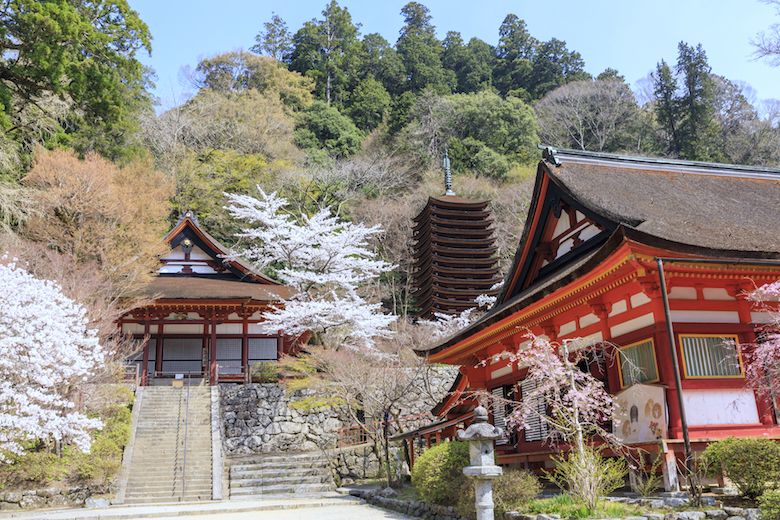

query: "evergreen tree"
(347, 77), (392, 131)
(653, 42), (720, 161)
(251, 13), (293, 62)
(529, 38), (590, 99)
(494, 14), (537, 99)
(395, 2), (452, 95)
(357, 33), (406, 97)
(289, 1), (361, 107)
(442, 33), (496, 94)
(676, 42), (719, 160)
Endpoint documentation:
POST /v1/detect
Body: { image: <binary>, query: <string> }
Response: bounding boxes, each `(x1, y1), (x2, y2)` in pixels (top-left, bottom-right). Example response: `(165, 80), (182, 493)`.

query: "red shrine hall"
(413, 148), (780, 490)
(120, 211), (305, 386)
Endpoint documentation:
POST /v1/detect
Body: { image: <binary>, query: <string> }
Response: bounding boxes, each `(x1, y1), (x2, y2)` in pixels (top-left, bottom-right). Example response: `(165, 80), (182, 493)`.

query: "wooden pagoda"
(410, 158), (502, 319)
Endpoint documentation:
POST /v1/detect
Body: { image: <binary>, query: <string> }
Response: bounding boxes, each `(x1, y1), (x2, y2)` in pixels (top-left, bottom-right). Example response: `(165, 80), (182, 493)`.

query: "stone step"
(229, 483), (333, 496)
(122, 386), (214, 505)
(230, 467), (329, 479)
(125, 482), (212, 491)
(123, 495), (211, 504)
(231, 475), (331, 487)
(127, 472), (212, 479)
(131, 444), (211, 450)
(229, 461), (323, 472)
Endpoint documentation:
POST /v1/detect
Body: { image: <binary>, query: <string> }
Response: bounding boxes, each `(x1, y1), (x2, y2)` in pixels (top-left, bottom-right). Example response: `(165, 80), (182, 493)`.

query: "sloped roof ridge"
(165, 213), (280, 285)
(544, 146), (780, 180)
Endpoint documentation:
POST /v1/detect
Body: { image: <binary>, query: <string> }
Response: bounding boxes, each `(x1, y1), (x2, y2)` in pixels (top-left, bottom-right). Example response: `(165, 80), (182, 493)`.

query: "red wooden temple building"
(412, 148), (780, 489)
(411, 195), (502, 319)
(121, 211), (304, 386)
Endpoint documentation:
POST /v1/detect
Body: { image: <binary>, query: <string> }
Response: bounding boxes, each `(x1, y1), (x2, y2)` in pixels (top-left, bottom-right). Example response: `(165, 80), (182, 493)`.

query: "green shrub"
(522, 494), (646, 520)
(759, 489), (780, 520)
(548, 446), (627, 512)
(76, 403), (132, 484)
(411, 441), (470, 506)
(457, 469), (542, 519)
(703, 437), (780, 499)
(6, 452), (68, 483)
(251, 361), (280, 383)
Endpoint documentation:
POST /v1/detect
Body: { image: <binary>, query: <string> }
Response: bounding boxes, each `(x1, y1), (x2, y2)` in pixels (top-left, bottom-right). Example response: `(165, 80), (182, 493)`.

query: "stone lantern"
(457, 405), (503, 520)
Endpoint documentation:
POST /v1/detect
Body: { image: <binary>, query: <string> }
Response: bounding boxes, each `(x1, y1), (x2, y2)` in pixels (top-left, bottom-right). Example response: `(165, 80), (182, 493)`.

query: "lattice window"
(519, 378), (549, 443)
(248, 337), (278, 363)
(161, 338), (202, 374)
(680, 335), (742, 378)
(619, 339), (659, 387)
(491, 386), (513, 446)
(216, 338), (243, 375)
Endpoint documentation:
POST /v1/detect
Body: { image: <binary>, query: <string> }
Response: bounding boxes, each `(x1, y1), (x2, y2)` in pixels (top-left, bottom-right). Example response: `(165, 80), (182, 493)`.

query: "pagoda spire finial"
(443, 144), (455, 196)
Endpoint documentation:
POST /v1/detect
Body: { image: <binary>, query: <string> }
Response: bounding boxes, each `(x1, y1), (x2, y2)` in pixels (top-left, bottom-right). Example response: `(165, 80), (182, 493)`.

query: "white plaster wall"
(122, 323), (145, 334)
(559, 320), (577, 336)
(609, 299), (628, 317)
(668, 287), (697, 300)
(216, 323), (242, 334)
(752, 312), (774, 324)
(703, 288), (734, 300)
(682, 388), (759, 426)
(630, 292), (652, 308)
(579, 313), (600, 328)
(248, 323), (272, 334)
(491, 365), (513, 380)
(610, 312), (655, 338)
(161, 324), (203, 334)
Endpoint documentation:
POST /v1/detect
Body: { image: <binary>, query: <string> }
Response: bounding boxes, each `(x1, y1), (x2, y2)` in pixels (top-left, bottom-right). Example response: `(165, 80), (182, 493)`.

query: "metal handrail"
(182, 372), (191, 501)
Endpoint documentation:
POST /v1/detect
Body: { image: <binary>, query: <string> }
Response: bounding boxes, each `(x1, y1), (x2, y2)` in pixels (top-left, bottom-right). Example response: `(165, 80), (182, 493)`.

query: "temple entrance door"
(160, 337), (204, 377)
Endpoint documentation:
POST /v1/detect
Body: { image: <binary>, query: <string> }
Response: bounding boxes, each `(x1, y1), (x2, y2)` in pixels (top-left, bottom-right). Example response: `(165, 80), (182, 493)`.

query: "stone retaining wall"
(350, 488), (765, 520)
(220, 383), (348, 455)
(0, 485), (103, 511)
(351, 488), (469, 520)
(219, 367), (458, 457)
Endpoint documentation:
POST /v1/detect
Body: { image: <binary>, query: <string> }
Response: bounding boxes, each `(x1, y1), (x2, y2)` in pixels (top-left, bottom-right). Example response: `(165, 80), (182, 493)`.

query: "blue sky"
(127, 0), (780, 110)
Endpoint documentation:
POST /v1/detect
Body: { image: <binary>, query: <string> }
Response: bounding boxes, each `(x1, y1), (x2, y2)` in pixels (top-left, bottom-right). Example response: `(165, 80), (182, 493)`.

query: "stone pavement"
(0, 492), (411, 520)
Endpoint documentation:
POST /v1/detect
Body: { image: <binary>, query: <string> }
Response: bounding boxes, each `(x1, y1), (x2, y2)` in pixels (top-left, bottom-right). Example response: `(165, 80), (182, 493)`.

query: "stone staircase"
(123, 386), (213, 504)
(228, 453), (335, 499)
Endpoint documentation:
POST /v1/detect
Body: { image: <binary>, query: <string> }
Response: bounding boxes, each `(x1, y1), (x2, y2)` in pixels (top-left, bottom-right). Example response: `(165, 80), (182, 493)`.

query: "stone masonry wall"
(0, 485), (104, 511)
(219, 367), (459, 457)
(220, 384), (348, 455)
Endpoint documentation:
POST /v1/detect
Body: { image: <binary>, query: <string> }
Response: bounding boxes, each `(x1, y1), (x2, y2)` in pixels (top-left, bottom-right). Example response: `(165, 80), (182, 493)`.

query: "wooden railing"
(122, 364), (140, 385)
(338, 413), (434, 448)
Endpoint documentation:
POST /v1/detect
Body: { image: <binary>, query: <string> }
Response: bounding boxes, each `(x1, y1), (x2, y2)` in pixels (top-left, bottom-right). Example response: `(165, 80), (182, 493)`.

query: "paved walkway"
(0, 494), (411, 520)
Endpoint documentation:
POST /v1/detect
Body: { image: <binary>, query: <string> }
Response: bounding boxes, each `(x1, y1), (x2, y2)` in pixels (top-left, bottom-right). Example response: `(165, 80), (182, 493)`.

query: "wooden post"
(408, 438), (415, 470)
(661, 446), (680, 492)
(210, 321), (217, 386)
(141, 319), (150, 387)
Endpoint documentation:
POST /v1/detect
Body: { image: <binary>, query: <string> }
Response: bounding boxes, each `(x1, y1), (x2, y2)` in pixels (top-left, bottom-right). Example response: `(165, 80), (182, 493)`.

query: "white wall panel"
(682, 388), (759, 426)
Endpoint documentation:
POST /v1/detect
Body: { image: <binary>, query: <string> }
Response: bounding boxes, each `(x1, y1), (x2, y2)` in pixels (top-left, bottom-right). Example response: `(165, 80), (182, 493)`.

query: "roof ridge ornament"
(541, 146), (562, 166)
(443, 144), (455, 196)
(177, 209), (199, 226)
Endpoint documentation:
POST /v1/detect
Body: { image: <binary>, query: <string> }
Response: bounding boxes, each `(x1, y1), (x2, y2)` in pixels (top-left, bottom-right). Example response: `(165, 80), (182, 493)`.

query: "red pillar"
(210, 320), (217, 386)
(141, 319), (150, 386)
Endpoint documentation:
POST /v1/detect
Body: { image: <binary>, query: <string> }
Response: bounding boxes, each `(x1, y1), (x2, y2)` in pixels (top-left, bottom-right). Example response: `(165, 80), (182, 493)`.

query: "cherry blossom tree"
(500, 334), (618, 454)
(741, 280), (780, 404)
(0, 256), (106, 462)
(225, 188), (397, 350)
(420, 290), (500, 339)
(498, 334), (626, 510)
